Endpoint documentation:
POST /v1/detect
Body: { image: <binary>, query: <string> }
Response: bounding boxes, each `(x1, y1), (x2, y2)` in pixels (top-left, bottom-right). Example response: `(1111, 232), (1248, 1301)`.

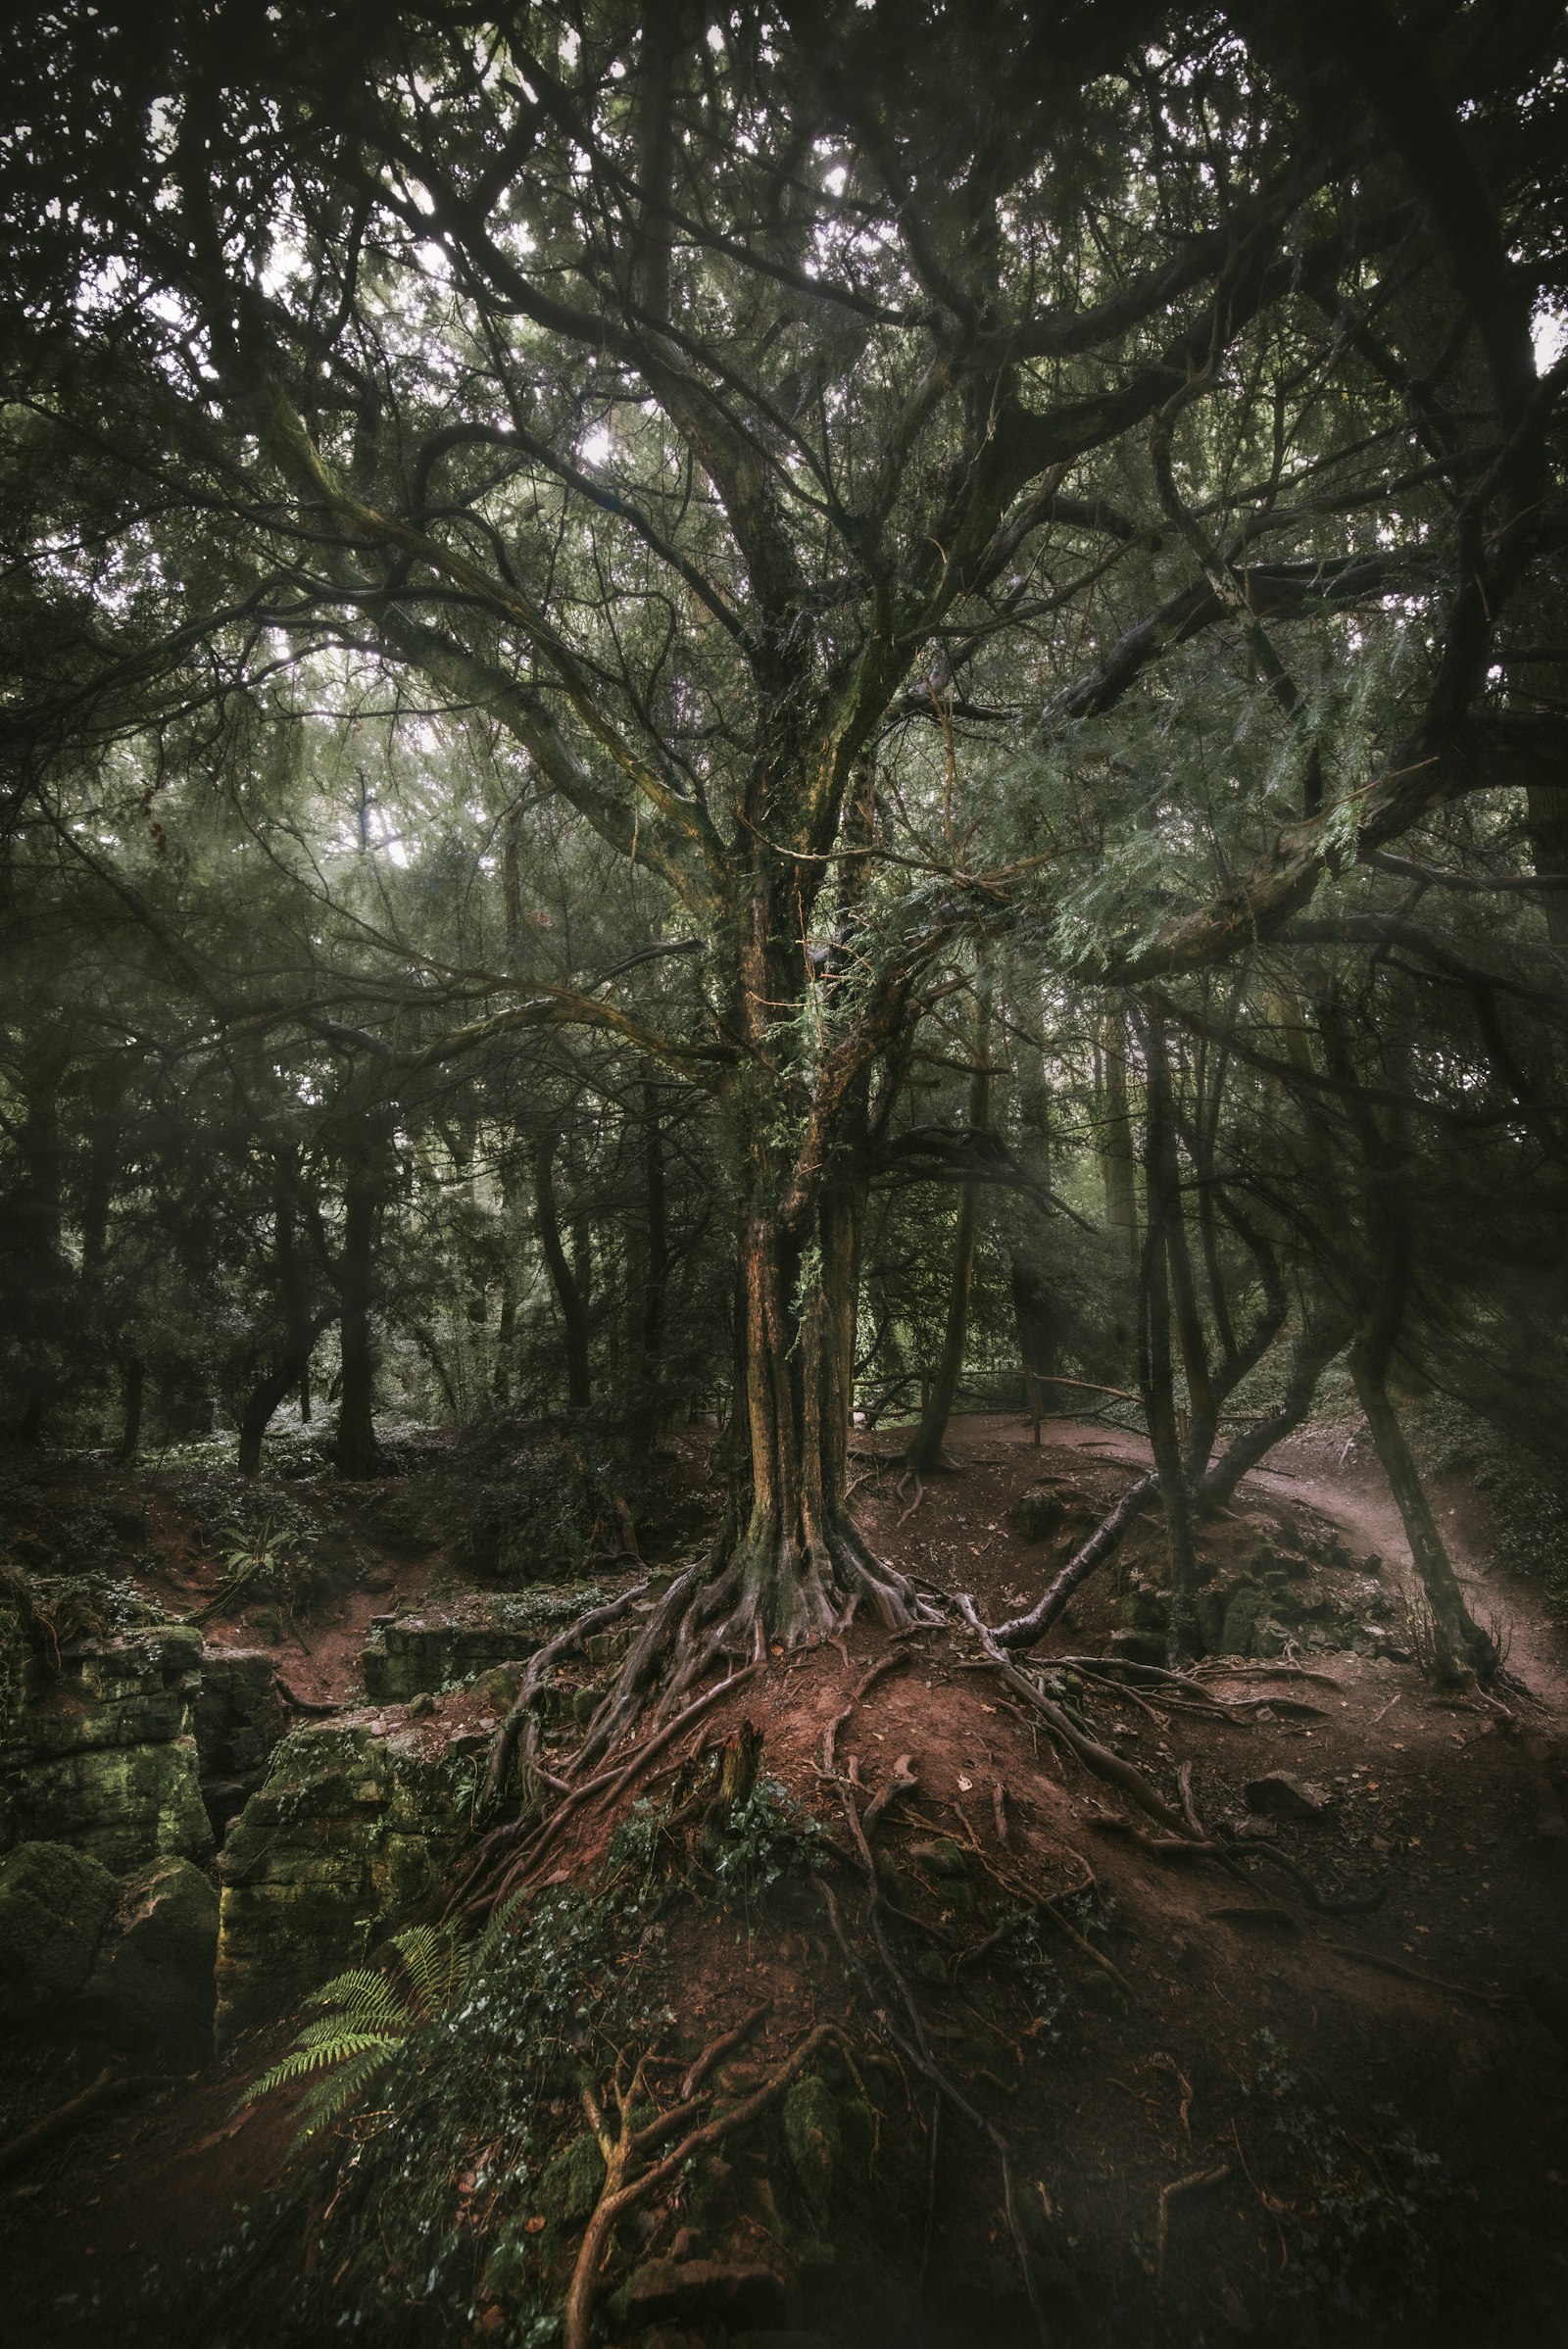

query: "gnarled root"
(570, 1509), (934, 1776)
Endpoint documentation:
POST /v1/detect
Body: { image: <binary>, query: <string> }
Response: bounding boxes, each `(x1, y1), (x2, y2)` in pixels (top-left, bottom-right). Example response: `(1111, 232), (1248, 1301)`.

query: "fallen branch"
(0, 2068), (170, 2180)
(956, 1595), (1197, 1839)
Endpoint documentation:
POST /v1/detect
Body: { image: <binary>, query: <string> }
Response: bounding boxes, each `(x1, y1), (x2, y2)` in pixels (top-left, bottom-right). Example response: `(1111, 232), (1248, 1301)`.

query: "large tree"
(4, 0), (1565, 1690)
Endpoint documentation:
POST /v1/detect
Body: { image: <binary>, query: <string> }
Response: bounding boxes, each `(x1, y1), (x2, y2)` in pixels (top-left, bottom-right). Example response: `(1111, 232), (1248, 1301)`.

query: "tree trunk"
(1099, 1006), (1140, 1265)
(1348, 1232), (1494, 1685)
(725, 1162), (907, 1647)
(533, 1134), (592, 1412)
(1138, 1007), (1202, 1664)
(335, 1148), (382, 1478)
(117, 1358), (145, 1462)
(628, 1082), (669, 1469)
(1010, 1258), (1058, 1445)
(238, 1353), (311, 1478)
(906, 981), (992, 1476)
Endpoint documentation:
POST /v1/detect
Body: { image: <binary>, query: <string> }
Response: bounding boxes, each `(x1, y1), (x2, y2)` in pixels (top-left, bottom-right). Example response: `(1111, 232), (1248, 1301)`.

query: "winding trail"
(966, 1411), (1568, 1720)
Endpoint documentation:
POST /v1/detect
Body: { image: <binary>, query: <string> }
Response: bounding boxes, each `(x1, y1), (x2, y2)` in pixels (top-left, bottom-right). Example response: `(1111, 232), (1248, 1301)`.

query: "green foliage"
(243, 1924), (472, 2145)
(707, 1774), (826, 1912)
(1243, 2031), (1445, 2318)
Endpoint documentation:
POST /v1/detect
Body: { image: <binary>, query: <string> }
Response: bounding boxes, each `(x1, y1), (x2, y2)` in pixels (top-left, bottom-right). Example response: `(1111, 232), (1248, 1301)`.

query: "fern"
(241, 1924), (472, 2144)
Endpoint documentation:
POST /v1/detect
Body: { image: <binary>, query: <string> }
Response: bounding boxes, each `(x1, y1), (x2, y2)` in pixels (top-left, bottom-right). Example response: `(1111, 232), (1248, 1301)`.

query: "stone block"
(0, 1839), (118, 2020)
(8, 1735), (213, 1872)
(81, 1854), (218, 2063)
(360, 1586), (604, 1701)
(1244, 1771), (1333, 1821)
(194, 1648), (290, 1832)
(216, 1723), (464, 2041)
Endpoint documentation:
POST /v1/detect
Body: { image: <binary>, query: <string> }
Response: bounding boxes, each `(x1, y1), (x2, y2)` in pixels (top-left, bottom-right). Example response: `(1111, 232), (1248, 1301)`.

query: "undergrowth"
(1243, 2030), (1445, 2325)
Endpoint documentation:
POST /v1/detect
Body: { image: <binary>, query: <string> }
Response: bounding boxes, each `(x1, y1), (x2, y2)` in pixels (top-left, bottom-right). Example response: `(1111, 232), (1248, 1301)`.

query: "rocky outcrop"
(81, 1855), (219, 2064)
(194, 1647), (290, 1836)
(0, 1838), (118, 2021)
(0, 1840), (218, 2061)
(1, 1615), (212, 1873)
(215, 1721), (467, 2042)
(361, 1586), (604, 1702)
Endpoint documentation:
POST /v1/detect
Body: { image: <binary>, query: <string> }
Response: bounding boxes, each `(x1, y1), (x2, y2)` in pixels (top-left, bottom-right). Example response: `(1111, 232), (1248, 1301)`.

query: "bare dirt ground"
(5, 1416), (1568, 2348)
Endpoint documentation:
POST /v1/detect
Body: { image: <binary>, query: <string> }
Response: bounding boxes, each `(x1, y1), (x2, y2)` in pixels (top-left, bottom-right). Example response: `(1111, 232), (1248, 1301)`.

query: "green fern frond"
(294, 2043), (401, 2137)
(304, 1966), (402, 2016)
(290, 2015), (404, 2055)
(244, 2031), (401, 2104)
(390, 1925), (467, 2018)
(240, 1920), (477, 2140)
(300, 1975), (415, 2035)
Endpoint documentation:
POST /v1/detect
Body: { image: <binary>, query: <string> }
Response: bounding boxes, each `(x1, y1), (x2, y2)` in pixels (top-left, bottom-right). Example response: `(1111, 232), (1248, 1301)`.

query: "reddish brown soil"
(5, 1418), (1568, 2347)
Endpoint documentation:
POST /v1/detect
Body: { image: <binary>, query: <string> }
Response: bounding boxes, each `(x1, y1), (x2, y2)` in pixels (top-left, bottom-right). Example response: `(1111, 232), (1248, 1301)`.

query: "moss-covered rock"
(360, 1586), (604, 1701)
(194, 1648), (289, 1832)
(215, 1722), (464, 2042)
(539, 2129), (606, 2225)
(1219, 1581), (1266, 1656)
(81, 1854), (219, 2062)
(783, 2072), (842, 2218)
(9, 1735), (212, 1873)
(0, 1838), (117, 2019)
(1, 1617), (212, 1872)
(1007, 1486), (1070, 1542)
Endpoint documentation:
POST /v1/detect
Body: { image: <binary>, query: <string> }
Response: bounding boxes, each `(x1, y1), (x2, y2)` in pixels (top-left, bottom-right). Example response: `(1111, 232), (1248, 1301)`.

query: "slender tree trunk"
(1517, 585), (1568, 948)
(1099, 1006), (1140, 1266)
(1010, 1259), (1057, 1445)
(906, 980), (992, 1475)
(1138, 1008), (1201, 1664)
(628, 1082), (669, 1468)
(117, 1358), (145, 1462)
(1349, 1237), (1494, 1683)
(533, 1134), (592, 1412)
(9, 1053), (70, 1442)
(239, 1355), (310, 1477)
(1314, 995), (1494, 1682)
(335, 1148), (382, 1477)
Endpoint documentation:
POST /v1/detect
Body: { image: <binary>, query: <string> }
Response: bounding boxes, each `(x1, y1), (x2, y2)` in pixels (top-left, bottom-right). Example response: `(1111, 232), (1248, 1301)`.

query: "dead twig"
(862, 1753), (920, 1838)
(0, 2068), (172, 2180)
(1325, 1944), (1516, 2008)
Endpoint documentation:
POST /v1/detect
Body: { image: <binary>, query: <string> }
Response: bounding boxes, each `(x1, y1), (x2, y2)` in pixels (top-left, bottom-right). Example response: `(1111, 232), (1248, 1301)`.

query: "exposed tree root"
(452, 1664), (758, 1922)
(563, 2008), (851, 2349)
(820, 1829), (1055, 2349)
(481, 1581), (652, 1812)
(956, 1595), (1199, 1839)
(567, 1511), (933, 1775)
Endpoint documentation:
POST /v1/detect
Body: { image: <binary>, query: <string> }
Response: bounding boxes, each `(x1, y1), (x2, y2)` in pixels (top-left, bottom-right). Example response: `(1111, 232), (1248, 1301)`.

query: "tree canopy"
(3, 0), (1566, 1682)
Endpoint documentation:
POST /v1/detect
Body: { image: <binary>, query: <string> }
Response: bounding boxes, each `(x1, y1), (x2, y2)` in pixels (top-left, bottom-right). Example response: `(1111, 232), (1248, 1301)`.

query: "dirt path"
(955, 1409), (1568, 1720)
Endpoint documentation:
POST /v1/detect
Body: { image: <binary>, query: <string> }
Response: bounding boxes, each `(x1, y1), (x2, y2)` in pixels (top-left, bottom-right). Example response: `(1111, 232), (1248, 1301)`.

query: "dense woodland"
(3, 5), (1568, 2346)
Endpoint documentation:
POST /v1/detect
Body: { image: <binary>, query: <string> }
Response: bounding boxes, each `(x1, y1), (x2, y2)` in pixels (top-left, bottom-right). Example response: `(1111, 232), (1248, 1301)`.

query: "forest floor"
(4, 1414), (1567, 2348)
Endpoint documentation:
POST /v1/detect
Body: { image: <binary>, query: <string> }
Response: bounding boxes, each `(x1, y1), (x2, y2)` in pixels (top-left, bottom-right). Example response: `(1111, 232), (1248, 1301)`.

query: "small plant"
(1242, 2031), (1444, 2317)
(708, 1774), (826, 1912)
(243, 1925), (471, 2144)
(196, 1516), (319, 1627)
